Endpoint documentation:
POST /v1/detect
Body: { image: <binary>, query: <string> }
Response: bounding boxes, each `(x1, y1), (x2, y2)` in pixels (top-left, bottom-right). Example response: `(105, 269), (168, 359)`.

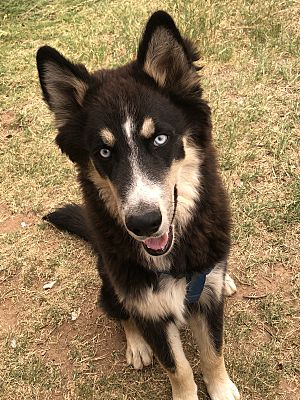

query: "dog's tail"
(43, 203), (91, 243)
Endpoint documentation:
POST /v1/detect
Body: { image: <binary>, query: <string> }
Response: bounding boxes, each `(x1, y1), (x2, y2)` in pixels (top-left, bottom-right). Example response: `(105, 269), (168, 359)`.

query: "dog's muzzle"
(125, 209), (162, 237)
(125, 209), (174, 256)
(124, 186), (177, 256)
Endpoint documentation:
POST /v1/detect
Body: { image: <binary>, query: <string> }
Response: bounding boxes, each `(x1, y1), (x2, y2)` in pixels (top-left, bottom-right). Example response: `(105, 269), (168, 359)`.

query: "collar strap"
(159, 266), (213, 304)
(185, 272), (207, 304)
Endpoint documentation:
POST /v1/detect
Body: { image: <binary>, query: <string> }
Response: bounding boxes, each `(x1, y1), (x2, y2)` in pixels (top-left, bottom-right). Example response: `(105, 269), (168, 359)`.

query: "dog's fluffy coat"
(36, 11), (240, 400)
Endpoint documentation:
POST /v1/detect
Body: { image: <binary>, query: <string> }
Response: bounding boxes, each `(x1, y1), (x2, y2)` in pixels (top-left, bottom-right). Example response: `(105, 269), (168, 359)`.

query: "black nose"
(125, 210), (162, 237)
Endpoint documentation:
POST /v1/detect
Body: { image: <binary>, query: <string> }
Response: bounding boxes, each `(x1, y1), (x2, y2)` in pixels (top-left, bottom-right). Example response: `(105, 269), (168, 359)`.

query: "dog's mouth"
(142, 185), (177, 257)
(142, 225), (174, 256)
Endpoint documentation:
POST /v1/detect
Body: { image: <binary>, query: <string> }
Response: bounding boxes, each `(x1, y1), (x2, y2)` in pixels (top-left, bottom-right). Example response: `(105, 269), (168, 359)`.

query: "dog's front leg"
(135, 319), (198, 400)
(122, 319), (153, 369)
(188, 296), (240, 399)
(188, 310), (239, 400)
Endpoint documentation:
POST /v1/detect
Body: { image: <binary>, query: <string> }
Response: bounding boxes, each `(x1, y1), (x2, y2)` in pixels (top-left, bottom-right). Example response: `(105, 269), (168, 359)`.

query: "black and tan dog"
(36, 11), (240, 400)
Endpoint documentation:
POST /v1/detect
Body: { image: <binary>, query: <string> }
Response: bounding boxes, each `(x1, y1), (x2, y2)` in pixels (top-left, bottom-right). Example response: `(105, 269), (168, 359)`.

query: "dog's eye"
(153, 134), (168, 147)
(99, 148), (111, 159)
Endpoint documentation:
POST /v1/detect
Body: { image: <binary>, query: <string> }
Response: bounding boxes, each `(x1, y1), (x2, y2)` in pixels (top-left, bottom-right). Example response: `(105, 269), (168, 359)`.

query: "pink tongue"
(143, 232), (169, 251)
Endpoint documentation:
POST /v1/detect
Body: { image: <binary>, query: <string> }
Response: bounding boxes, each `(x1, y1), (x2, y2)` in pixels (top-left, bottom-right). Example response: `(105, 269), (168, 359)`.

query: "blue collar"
(160, 267), (213, 304)
(185, 272), (207, 304)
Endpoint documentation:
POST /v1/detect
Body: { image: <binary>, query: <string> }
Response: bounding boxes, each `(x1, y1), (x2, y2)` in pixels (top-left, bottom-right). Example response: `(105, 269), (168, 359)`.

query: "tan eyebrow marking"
(140, 117), (155, 138)
(99, 128), (115, 146)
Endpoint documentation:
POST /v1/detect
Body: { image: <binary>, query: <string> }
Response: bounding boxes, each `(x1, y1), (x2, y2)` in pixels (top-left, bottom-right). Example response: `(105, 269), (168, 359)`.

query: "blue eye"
(99, 148), (111, 158)
(153, 134), (168, 147)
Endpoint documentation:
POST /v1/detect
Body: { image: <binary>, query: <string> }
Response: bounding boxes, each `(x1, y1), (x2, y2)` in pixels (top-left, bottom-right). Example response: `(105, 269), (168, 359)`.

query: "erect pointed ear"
(137, 11), (201, 99)
(36, 46), (90, 127)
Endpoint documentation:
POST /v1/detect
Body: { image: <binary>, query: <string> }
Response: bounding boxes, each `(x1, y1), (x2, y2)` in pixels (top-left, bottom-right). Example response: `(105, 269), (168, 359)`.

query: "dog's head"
(37, 11), (210, 257)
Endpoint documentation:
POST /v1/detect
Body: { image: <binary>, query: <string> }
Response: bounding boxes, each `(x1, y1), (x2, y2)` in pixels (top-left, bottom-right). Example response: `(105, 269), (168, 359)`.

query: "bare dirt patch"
(232, 264), (290, 300)
(0, 110), (15, 127)
(0, 298), (19, 331)
(277, 377), (299, 399)
(0, 204), (37, 234)
(41, 297), (126, 379)
(0, 110), (16, 139)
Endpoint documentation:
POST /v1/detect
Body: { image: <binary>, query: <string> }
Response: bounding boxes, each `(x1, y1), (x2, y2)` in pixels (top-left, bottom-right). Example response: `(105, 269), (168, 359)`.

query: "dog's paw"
(126, 336), (153, 370)
(224, 274), (237, 296)
(206, 378), (240, 400)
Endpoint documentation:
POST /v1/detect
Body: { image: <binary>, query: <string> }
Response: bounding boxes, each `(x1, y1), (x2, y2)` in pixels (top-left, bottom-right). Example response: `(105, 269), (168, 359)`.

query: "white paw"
(126, 336), (153, 370)
(224, 274), (237, 297)
(206, 378), (240, 400)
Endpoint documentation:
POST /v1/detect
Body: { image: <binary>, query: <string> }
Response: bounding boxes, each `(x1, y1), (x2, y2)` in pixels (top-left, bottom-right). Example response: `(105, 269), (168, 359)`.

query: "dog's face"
(86, 85), (186, 257)
(37, 12), (205, 257)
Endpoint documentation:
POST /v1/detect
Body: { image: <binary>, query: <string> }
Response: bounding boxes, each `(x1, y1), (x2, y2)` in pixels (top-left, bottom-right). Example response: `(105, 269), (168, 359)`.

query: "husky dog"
(36, 11), (240, 400)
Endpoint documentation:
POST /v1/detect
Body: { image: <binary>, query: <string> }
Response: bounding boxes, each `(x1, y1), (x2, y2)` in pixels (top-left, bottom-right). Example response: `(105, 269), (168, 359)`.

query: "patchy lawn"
(0, 0), (299, 399)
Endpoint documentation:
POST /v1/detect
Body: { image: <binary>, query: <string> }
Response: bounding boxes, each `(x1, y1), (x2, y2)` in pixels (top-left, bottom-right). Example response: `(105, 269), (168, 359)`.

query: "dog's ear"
(137, 11), (201, 99)
(36, 46), (91, 163)
(36, 46), (90, 128)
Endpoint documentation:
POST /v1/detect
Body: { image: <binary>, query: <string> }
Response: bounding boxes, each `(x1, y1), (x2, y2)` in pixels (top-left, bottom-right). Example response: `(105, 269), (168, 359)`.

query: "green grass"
(1, 0), (299, 399)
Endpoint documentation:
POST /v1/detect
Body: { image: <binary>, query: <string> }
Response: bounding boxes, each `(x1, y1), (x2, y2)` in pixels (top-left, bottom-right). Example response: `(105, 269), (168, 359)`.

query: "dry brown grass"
(1, 0), (299, 399)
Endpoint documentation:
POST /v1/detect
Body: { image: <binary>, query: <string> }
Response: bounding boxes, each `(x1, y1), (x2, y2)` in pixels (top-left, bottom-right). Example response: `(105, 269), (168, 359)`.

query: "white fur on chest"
(124, 275), (187, 324)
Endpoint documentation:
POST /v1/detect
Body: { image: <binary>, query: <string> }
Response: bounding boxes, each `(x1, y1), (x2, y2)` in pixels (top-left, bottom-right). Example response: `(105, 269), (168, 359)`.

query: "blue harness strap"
(160, 266), (214, 305)
(185, 272), (207, 304)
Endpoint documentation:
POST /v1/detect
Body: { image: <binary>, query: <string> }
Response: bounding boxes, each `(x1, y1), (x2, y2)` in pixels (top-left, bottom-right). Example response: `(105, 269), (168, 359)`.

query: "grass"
(0, 0), (299, 399)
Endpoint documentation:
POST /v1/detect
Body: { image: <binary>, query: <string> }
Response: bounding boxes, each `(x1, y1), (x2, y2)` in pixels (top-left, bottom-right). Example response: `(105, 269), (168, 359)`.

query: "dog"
(36, 11), (240, 400)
